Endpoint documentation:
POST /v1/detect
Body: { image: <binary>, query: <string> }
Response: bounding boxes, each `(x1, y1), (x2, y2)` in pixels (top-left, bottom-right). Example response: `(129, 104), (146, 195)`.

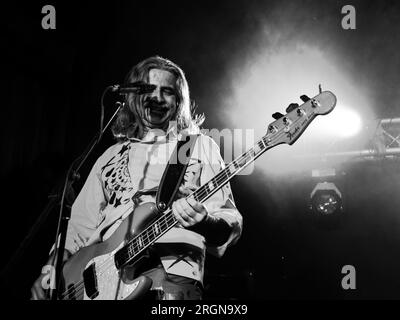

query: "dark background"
(2, 0), (400, 299)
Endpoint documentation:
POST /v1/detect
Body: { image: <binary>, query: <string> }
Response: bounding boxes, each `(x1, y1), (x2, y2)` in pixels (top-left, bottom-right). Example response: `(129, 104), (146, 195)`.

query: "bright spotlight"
(313, 106), (362, 138)
(310, 182), (343, 217)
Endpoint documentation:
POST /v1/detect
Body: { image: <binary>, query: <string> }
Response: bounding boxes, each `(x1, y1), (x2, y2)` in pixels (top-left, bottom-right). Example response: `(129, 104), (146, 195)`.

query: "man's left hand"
(172, 186), (208, 227)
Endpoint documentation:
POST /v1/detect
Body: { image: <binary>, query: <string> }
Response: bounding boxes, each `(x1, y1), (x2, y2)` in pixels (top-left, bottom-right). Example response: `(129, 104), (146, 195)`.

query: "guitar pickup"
(83, 263), (99, 299)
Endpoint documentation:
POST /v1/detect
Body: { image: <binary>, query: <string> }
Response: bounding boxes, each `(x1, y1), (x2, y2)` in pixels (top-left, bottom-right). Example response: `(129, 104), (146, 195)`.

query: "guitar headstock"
(264, 91), (336, 146)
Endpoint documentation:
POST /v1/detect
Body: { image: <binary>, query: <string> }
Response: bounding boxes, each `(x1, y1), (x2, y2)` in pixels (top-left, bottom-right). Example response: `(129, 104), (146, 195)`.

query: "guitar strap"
(156, 134), (199, 212)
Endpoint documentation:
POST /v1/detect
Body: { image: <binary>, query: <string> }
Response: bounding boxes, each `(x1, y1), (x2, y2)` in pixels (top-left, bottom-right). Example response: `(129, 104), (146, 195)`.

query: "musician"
(31, 56), (242, 300)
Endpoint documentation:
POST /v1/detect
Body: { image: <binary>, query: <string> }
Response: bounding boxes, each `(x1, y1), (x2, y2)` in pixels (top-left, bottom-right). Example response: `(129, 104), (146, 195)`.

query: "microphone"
(111, 82), (156, 94)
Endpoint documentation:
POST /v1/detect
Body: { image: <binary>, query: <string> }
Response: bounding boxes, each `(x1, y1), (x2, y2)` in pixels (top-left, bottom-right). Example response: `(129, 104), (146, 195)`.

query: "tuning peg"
(286, 103), (299, 113)
(272, 112), (284, 120)
(300, 95), (311, 102)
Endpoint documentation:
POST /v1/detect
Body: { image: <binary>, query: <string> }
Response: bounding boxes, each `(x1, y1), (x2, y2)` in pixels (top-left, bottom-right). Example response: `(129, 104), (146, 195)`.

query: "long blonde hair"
(112, 56), (204, 140)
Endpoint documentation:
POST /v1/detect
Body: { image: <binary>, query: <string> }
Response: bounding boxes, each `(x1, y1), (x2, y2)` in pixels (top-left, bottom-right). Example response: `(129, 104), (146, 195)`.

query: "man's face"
(136, 68), (178, 130)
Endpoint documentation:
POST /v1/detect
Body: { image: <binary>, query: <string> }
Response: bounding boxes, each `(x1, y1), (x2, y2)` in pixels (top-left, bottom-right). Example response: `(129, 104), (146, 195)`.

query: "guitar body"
(60, 203), (159, 300)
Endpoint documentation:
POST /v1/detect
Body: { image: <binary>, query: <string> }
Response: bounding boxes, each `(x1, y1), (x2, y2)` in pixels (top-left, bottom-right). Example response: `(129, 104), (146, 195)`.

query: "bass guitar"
(58, 91), (337, 300)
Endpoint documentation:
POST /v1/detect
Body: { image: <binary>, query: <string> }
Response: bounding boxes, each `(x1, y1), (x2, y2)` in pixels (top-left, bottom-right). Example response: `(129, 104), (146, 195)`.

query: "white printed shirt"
(64, 129), (242, 283)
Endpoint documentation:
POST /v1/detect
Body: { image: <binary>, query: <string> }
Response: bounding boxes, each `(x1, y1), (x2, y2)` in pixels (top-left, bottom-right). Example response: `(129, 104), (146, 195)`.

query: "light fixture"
(310, 182), (343, 217)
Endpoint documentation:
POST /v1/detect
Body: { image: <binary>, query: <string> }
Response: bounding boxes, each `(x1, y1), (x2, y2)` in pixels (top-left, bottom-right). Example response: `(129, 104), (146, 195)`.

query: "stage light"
(313, 106), (362, 138)
(310, 182), (343, 216)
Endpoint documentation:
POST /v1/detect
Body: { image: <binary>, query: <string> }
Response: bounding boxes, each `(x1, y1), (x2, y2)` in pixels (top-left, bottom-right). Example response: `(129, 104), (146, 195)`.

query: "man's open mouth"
(146, 104), (168, 114)
(144, 105), (169, 124)
(150, 107), (167, 116)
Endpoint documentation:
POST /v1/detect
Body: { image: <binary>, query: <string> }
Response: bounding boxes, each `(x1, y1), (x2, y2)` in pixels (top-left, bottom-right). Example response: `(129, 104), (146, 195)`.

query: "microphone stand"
(48, 87), (124, 300)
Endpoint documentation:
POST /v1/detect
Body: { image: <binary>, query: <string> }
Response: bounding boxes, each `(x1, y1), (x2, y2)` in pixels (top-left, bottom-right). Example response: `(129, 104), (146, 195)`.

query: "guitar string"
(59, 110), (316, 299)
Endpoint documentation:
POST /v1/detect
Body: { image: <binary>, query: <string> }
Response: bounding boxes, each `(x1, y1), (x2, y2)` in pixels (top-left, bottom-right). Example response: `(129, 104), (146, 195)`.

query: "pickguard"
(82, 244), (141, 300)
